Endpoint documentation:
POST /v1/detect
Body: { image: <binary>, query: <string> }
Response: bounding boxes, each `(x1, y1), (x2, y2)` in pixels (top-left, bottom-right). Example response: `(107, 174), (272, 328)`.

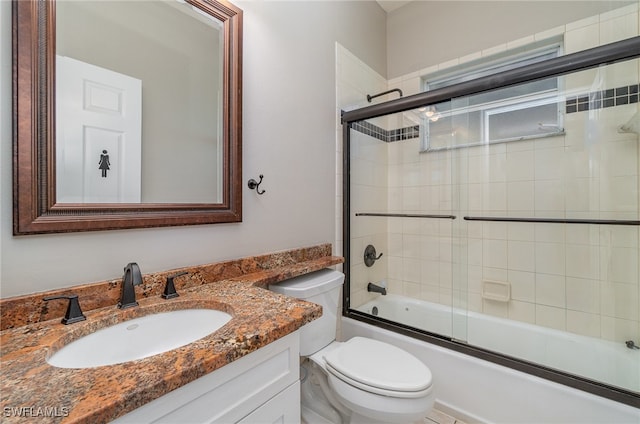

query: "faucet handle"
(364, 244), (383, 267)
(162, 272), (188, 299)
(43, 295), (87, 325)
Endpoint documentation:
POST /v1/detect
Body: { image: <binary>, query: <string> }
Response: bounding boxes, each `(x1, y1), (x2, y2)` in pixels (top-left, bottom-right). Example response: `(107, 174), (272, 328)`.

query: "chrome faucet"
(118, 262), (142, 309)
(367, 282), (387, 295)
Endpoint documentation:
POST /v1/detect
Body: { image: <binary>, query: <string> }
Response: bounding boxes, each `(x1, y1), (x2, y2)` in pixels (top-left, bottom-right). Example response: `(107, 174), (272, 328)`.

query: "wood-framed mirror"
(13, 0), (242, 235)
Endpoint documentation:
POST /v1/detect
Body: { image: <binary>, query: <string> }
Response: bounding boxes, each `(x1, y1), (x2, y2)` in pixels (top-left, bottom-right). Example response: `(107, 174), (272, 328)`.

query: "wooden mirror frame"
(12, 0), (242, 235)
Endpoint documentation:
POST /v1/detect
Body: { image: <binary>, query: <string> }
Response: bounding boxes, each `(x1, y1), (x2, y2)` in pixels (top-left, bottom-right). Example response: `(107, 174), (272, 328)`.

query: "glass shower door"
(346, 58), (640, 395)
(448, 61), (640, 393)
(347, 109), (459, 341)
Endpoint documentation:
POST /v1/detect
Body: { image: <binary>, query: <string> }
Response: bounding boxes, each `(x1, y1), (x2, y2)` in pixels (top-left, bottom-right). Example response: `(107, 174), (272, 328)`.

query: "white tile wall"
(338, 6), (640, 347)
(336, 43), (389, 307)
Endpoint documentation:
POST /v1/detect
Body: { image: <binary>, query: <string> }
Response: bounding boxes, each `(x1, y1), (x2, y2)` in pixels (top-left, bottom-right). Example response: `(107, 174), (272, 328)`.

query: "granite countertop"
(0, 250), (343, 423)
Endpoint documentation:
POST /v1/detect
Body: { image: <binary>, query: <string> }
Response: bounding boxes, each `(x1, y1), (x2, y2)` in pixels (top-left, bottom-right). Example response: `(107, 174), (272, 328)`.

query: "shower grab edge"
(356, 212), (456, 219)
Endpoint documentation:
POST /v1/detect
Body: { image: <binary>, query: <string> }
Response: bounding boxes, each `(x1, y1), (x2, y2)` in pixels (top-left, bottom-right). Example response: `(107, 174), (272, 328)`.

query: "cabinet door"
(237, 382), (300, 424)
(112, 332), (299, 423)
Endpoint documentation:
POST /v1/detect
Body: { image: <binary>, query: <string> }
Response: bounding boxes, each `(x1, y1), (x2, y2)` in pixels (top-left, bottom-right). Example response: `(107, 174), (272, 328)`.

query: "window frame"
(420, 40), (565, 152)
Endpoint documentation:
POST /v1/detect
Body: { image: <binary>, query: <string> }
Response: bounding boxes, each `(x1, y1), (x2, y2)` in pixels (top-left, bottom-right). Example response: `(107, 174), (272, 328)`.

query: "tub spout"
(367, 282), (387, 295)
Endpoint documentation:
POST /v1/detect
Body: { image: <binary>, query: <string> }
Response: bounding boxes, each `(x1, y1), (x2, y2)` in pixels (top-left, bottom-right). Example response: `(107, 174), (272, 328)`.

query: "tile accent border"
(566, 83), (639, 113)
(351, 120), (419, 142)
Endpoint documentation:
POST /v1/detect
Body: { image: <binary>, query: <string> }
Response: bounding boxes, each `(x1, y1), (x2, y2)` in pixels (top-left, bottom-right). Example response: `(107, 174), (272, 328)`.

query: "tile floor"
(425, 408), (467, 424)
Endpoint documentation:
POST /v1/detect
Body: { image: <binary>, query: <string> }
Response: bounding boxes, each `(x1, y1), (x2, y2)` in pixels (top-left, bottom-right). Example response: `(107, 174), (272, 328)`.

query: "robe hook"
(248, 174), (266, 195)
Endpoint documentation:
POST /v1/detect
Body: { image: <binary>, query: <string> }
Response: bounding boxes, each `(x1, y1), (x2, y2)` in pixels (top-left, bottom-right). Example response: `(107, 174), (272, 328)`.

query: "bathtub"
(347, 294), (640, 423)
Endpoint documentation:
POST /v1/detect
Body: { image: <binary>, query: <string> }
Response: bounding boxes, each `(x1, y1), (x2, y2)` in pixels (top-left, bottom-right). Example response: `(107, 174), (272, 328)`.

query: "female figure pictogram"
(98, 150), (110, 178)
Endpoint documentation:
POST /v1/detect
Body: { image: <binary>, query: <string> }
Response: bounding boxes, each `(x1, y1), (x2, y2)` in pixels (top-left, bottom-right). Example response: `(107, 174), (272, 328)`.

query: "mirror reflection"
(55, 0), (223, 203)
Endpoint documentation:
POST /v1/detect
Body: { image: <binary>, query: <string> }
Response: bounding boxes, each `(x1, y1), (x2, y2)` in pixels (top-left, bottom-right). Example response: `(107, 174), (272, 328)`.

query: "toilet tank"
(269, 269), (344, 356)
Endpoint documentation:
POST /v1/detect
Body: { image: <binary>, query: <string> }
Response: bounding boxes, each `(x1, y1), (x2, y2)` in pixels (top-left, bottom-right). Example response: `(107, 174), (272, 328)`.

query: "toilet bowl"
(311, 338), (434, 423)
(270, 269), (434, 424)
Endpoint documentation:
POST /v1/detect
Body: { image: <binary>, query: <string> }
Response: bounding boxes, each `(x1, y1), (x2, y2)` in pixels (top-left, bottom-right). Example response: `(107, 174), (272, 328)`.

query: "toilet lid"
(323, 337), (432, 393)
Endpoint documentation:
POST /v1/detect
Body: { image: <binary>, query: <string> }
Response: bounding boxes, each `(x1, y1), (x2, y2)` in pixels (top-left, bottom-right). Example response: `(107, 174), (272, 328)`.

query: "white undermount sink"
(47, 309), (232, 368)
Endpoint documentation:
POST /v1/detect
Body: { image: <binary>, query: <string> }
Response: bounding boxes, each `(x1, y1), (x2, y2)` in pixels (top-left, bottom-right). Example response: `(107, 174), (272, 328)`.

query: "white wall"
(387, 1), (636, 79)
(0, 0), (386, 297)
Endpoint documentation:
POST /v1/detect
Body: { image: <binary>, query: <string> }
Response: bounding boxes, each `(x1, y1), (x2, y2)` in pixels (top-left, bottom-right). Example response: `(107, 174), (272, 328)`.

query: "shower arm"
(366, 88), (403, 103)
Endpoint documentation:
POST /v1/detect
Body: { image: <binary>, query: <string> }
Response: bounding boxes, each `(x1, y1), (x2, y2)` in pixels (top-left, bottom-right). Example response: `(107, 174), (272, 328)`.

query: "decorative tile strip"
(566, 83), (638, 114)
(351, 120), (419, 143)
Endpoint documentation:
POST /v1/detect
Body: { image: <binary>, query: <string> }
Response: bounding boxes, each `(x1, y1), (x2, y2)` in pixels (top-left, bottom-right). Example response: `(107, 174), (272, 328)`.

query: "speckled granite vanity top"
(0, 244), (343, 423)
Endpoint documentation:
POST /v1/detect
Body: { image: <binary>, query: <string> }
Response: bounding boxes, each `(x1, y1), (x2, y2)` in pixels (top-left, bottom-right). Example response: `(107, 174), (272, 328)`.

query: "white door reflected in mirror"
(56, 56), (142, 203)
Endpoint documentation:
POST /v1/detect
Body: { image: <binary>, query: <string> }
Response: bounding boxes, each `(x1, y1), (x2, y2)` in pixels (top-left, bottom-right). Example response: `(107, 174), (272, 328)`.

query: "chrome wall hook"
(248, 174), (265, 195)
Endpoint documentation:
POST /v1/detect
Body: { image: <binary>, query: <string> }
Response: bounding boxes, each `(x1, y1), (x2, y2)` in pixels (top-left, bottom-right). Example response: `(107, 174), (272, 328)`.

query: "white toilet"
(270, 269), (434, 424)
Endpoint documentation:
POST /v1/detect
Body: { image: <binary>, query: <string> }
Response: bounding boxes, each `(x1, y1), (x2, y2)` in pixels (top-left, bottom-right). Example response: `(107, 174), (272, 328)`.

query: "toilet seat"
(270, 270), (434, 423)
(322, 337), (432, 398)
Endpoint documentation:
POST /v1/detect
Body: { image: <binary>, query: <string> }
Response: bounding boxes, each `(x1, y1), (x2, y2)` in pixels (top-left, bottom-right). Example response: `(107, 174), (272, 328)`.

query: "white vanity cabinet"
(112, 331), (300, 423)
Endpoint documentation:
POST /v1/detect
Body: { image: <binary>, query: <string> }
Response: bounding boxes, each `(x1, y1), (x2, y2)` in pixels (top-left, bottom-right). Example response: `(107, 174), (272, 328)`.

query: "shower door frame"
(341, 36), (640, 408)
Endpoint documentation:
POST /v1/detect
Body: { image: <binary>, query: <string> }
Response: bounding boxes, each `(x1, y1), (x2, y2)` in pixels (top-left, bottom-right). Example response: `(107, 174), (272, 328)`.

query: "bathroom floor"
(426, 408), (467, 424)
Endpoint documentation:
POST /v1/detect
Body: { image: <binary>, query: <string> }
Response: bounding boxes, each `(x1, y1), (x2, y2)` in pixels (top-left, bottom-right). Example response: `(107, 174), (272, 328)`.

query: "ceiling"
(376, 0), (412, 13)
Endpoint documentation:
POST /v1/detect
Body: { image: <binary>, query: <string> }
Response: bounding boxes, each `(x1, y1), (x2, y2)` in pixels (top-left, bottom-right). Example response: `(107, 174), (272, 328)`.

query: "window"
(420, 40), (564, 152)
